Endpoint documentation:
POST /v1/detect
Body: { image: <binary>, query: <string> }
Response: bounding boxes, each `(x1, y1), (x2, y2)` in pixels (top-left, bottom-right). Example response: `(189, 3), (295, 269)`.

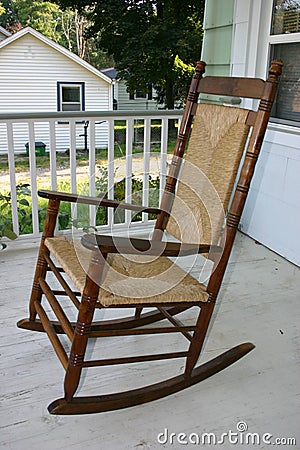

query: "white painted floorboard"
(0, 232), (299, 450)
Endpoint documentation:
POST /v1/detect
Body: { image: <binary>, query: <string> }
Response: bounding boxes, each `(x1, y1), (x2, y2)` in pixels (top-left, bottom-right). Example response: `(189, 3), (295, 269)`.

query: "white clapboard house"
(101, 67), (160, 111)
(0, 26), (113, 153)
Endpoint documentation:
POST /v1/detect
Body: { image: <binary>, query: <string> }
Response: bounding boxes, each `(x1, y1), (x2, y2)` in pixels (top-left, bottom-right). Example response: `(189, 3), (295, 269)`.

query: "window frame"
(57, 82), (85, 112)
(268, 1), (300, 127)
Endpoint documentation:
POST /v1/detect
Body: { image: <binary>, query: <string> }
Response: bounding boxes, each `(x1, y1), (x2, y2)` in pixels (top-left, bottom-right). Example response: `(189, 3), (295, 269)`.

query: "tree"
(0, 0), (113, 68)
(53, 0), (205, 108)
(0, 0), (18, 27)
(275, 0), (300, 9)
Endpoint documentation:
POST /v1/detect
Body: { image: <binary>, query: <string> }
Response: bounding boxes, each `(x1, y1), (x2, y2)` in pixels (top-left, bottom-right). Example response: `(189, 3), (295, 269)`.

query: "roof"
(0, 26), (11, 37)
(0, 27), (112, 84)
(100, 67), (118, 80)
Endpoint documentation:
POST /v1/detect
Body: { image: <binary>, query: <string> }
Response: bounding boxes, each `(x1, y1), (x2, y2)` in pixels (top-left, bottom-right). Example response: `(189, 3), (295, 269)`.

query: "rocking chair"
(17, 60), (282, 414)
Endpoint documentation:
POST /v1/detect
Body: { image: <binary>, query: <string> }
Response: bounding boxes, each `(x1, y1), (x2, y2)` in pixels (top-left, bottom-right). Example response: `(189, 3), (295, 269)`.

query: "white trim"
(268, 122), (300, 136)
(269, 31), (300, 44)
(0, 27), (112, 85)
(0, 26), (11, 37)
(231, 0), (265, 78)
(59, 83), (83, 112)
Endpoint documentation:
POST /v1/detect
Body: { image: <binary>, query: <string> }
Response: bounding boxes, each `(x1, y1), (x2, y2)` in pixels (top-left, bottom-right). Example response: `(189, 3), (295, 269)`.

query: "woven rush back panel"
(166, 103), (250, 247)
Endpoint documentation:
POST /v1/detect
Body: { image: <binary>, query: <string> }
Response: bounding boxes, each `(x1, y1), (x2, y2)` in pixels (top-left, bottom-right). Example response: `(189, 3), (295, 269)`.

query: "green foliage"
(13, 1), (62, 41)
(0, 171), (160, 246)
(0, 0), (18, 27)
(51, 166), (160, 230)
(0, 183), (31, 248)
(94, 165), (160, 224)
(53, 0), (205, 108)
(0, 182), (72, 241)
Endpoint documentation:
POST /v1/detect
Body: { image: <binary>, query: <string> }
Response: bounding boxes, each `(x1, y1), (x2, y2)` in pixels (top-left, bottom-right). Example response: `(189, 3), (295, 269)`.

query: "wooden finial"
(269, 59), (283, 78)
(195, 61), (206, 77)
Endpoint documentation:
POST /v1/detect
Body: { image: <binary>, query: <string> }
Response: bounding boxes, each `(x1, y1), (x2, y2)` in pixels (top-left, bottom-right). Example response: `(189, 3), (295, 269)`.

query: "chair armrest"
(38, 190), (161, 215)
(81, 234), (219, 257)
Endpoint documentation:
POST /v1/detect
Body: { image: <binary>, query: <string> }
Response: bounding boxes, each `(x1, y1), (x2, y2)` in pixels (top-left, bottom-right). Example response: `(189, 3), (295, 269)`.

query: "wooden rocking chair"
(17, 60), (282, 415)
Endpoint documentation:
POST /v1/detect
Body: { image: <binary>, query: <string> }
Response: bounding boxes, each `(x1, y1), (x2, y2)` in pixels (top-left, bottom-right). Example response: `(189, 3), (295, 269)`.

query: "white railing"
(0, 110), (182, 240)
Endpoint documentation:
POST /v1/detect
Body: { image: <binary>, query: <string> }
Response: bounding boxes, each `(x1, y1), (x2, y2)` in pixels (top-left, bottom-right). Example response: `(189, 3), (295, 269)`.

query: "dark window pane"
(136, 90), (146, 98)
(271, 42), (300, 123)
(271, 0), (300, 35)
(62, 86), (80, 103)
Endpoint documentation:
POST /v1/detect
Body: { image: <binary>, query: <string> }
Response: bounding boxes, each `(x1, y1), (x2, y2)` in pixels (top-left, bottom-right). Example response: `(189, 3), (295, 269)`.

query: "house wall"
(201, 0), (235, 76)
(0, 33), (111, 152)
(116, 79), (159, 111)
(202, 0), (300, 266)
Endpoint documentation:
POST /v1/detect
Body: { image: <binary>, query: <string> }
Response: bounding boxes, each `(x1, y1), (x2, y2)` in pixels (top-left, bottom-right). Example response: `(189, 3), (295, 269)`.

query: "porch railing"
(0, 110), (183, 240)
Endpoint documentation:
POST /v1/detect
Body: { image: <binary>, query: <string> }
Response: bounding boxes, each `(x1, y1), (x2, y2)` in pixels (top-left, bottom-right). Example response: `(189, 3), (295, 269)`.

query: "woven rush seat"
(45, 236), (209, 306)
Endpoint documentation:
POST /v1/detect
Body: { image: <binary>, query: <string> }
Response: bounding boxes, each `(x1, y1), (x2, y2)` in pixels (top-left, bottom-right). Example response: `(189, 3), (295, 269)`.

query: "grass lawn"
(0, 140), (176, 174)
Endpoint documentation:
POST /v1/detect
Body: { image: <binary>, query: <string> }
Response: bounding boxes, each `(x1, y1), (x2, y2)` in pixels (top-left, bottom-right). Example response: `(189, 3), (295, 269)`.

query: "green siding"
(204, 0), (234, 28)
(201, 0), (234, 76)
(202, 27), (232, 65)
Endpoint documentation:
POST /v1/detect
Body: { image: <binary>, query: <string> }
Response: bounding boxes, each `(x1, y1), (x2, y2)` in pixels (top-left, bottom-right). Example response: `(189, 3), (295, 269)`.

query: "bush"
(0, 183), (31, 247)
(0, 168), (160, 241)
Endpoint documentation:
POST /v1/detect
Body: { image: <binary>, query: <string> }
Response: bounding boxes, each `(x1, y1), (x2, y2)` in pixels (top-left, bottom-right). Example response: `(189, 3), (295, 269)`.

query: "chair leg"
(29, 247), (49, 321)
(64, 251), (104, 401)
(29, 198), (60, 321)
(64, 274), (100, 401)
(135, 307), (143, 318)
(184, 302), (215, 377)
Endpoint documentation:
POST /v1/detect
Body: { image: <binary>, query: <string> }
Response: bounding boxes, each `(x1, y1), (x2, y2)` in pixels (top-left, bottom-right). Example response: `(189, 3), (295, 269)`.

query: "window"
(269, 1), (300, 125)
(57, 82), (85, 111)
(270, 42), (300, 123)
(129, 85), (153, 100)
(271, 0), (300, 34)
(135, 90), (146, 99)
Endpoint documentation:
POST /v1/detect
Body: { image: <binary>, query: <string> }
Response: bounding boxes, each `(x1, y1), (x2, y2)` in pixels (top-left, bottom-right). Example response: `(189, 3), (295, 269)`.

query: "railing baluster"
(125, 118), (133, 225)
(107, 118), (115, 227)
(142, 117), (151, 224)
(160, 117), (168, 204)
(69, 119), (77, 194)
(6, 121), (19, 236)
(49, 120), (57, 191)
(89, 119), (96, 227)
(28, 121), (39, 237)
(69, 119), (77, 221)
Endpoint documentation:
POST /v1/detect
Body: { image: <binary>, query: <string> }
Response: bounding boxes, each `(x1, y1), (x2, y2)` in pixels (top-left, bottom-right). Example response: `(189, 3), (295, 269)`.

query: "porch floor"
(1, 232), (299, 449)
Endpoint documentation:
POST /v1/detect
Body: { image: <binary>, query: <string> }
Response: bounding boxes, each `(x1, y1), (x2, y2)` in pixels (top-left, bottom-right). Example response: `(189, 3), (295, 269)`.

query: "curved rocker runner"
(48, 343), (255, 415)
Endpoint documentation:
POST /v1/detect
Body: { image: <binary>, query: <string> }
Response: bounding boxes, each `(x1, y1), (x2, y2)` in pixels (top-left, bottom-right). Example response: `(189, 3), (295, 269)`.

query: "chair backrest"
(166, 102), (250, 246)
(153, 60), (282, 299)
